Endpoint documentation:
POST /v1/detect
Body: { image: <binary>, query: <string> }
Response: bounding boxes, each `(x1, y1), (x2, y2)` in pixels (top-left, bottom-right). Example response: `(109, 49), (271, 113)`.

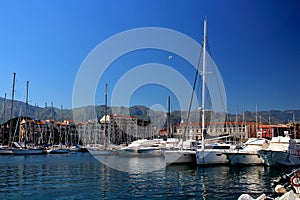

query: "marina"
(0, 1), (299, 199)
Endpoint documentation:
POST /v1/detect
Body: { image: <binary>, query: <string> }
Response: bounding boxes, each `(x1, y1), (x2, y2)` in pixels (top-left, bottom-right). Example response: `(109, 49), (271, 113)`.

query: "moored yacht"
(193, 19), (233, 165)
(196, 142), (233, 165)
(117, 139), (163, 157)
(224, 138), (269, 165)
(163, 139), (199, 165)
(258, 136), (300, 166)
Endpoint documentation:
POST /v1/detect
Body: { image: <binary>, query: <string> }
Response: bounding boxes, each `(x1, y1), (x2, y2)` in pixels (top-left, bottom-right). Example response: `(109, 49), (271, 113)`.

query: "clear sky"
(0, 0), (299, 113)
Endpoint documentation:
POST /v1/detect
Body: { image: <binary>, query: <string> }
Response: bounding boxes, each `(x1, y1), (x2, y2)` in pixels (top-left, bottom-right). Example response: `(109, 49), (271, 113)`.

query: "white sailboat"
(195, 19), (234, 165)
(88, 84), (117, 156)
(162, 95), (198, 165)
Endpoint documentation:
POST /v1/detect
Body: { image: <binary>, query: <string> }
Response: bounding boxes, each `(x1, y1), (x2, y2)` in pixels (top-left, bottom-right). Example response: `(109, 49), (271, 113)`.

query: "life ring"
(290, 176), (300, 187)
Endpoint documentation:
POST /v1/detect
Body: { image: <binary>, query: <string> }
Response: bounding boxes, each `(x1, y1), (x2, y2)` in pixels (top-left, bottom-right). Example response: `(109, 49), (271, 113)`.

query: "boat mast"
(25, 81), (29, 144)
(104, 83), (108, 150)
(9, 73), (16, 146)
(167, 96), (171, 138)
(255, 104), (258, 138)
(1, 93), (7, 144)
(201, 19), (207, 151)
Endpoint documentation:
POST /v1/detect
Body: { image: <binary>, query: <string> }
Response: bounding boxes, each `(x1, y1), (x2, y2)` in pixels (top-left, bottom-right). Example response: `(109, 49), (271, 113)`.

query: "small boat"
(224, 138), (269, 165)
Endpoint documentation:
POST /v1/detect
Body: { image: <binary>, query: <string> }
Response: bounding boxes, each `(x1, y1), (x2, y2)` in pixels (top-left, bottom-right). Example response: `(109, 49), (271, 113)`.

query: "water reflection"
(94, 154), (166, 174)
(0, 153), (297, 200)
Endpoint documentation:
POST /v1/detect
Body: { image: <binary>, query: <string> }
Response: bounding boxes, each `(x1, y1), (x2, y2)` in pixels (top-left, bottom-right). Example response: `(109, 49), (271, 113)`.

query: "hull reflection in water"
(92, 154), (166, 173)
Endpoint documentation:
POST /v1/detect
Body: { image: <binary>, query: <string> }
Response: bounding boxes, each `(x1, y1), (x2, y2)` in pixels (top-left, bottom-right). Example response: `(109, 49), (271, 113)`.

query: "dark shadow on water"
(166, 164), (197, 172)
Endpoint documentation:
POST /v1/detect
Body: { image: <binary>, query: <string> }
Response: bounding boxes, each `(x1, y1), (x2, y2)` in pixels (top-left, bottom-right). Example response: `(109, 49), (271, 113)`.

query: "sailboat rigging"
(195, 19), (233, 165)
(88, 84), (116, 155)
(12, 81), (46, 155)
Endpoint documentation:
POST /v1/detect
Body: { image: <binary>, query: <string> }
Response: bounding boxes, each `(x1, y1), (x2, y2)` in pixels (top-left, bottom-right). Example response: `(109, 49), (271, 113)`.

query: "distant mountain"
(0, 97), (299, 125)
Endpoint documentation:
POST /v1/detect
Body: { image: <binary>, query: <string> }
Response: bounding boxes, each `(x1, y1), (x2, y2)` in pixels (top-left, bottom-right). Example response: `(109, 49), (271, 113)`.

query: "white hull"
(136, 148), (162, 156)
(196, 149), (229, 165)
(225, 138), (268, 165)
(163, 150), (196, 165)
(117, 148), (162, 157)
(258, 150), (300, 166)
(257, 136), (300, 166)
(88, 149), (116, 156)
(13, 148), (46, 155)
(226, 152), (263, 165)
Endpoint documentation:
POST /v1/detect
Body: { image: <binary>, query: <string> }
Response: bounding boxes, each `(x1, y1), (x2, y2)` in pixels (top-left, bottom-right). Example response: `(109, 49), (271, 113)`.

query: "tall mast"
(167, 96), (171, 138)
(255, 104), (258, 137)
(1, 93), (7, 144)
(9, 72), (16, 146)
(201, 19), (207, 151)
(25, 81), (29, 143)
(104, 83), (108, 149)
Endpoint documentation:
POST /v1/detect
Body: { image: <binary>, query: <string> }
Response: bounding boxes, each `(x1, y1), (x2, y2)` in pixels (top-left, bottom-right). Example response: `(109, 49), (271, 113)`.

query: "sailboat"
(48, 106), (69, 154)
(12, 81), (45, 155)
(88, 84), (117, 156)
(195, 19), (234, 165)
(0, 73), (16, 155)
(0, 92), (13, 155)
(162, 95), (198, 165)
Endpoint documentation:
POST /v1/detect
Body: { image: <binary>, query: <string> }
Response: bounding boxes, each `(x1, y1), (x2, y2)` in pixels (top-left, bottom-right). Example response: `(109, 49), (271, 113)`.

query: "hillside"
(0, 97), (299, 125)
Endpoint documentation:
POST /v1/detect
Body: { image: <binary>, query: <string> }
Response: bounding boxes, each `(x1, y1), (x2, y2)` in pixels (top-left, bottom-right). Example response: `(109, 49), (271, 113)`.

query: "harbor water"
(0, 152), (295, 199)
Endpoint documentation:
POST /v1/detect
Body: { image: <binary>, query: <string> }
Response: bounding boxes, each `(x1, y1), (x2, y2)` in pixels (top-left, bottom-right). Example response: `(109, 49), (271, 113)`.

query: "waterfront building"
(0, 117), (78, 146)
(174, 121), (300, 142)
(175, 121), (255, 142)
(76, 114), (158, 146)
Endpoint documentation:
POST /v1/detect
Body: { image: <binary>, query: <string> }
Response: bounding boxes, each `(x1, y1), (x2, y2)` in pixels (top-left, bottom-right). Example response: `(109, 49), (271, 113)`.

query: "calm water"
(0, 152), (295, 199)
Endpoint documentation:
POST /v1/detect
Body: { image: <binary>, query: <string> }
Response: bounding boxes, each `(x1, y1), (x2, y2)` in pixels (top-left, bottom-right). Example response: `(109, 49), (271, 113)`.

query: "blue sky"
(0, 0), (299, 113)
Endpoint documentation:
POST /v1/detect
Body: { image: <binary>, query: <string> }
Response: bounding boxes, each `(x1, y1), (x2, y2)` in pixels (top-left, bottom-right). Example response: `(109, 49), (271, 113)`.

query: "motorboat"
(258, 136), (300, 166)
(224, 138), (269, 165)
